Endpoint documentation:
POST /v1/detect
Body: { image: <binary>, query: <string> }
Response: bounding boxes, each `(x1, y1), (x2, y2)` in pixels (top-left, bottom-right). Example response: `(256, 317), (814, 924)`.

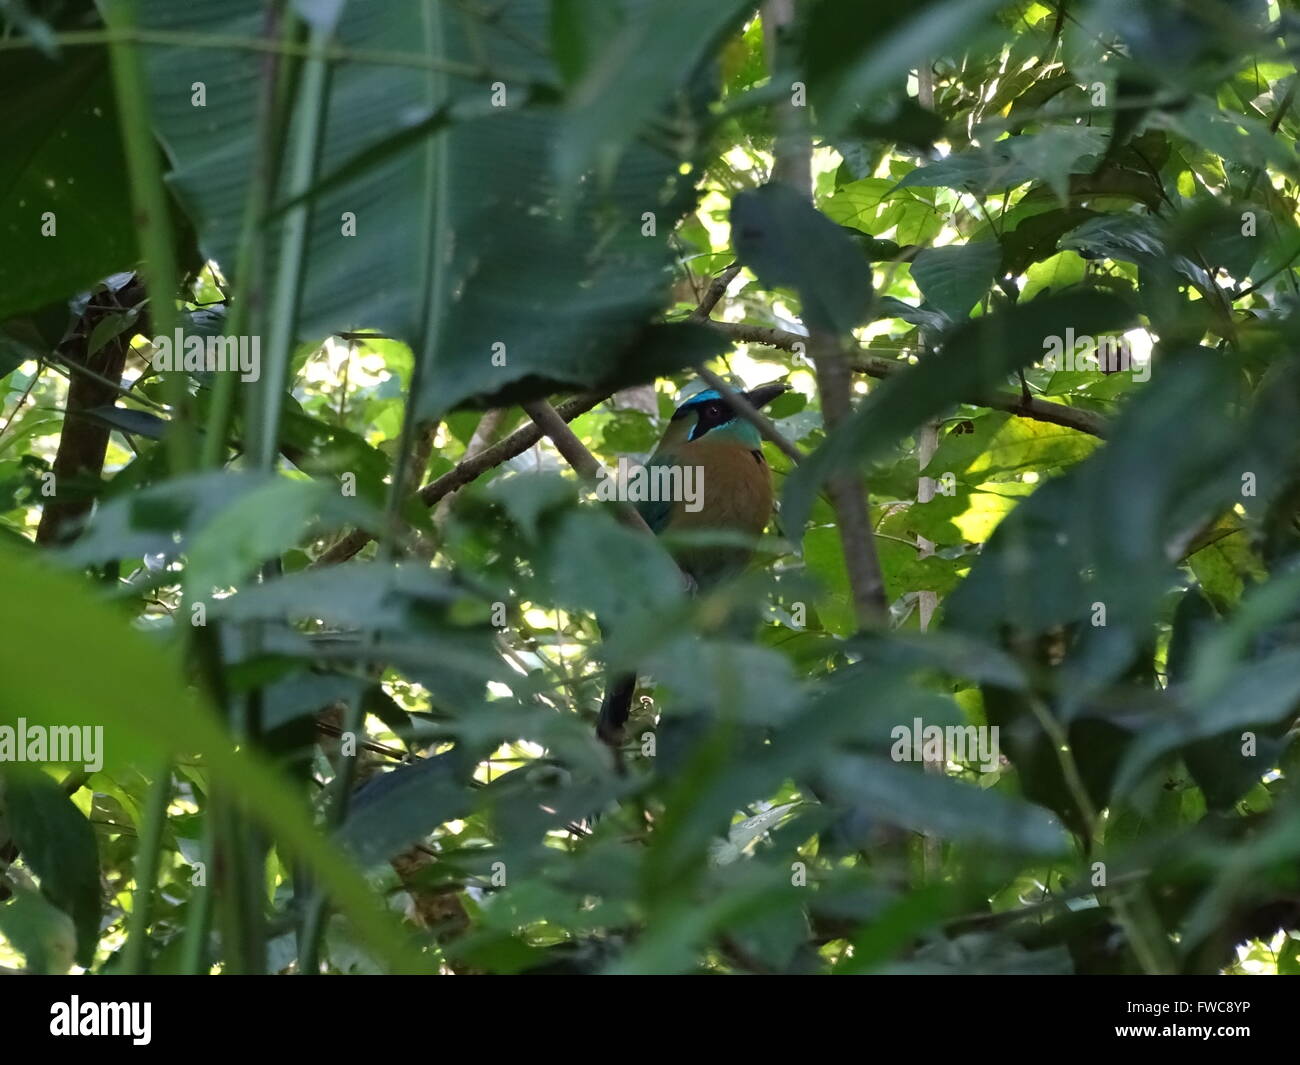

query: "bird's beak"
(740, 381), (789, 410)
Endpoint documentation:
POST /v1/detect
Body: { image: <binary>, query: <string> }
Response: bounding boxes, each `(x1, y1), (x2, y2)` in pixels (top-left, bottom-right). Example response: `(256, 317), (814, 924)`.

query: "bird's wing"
(634, 454), (680, 535)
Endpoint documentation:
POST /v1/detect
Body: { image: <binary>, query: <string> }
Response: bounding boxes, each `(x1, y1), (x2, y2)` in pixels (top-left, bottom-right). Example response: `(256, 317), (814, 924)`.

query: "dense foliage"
(1, 0), (1299, 975)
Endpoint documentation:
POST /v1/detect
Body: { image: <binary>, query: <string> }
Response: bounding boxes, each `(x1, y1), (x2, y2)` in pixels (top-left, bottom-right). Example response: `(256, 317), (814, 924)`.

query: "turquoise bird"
(597, 380), (787, 746)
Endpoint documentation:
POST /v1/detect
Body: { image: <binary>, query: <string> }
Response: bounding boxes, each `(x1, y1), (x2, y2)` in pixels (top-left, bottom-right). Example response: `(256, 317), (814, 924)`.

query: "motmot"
(596, 379), (787, 746)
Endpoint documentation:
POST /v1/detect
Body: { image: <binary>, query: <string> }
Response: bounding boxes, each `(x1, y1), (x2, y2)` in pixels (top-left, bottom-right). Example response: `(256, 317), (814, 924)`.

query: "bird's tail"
(596, 673), (637, 747)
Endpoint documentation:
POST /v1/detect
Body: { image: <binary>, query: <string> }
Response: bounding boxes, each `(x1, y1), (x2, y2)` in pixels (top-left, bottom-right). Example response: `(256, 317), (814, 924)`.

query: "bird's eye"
(706, 403), (722, 418)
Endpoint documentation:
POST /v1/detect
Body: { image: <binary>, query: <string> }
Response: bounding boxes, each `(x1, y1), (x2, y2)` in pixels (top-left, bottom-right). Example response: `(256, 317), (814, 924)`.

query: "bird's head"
(659, 380), (788, 451)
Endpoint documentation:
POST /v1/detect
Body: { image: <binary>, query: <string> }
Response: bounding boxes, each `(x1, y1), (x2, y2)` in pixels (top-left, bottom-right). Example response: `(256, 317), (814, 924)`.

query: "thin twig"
(1241, 75), (1297, 200)
(0, 365), (41, 440)
(45, 350), (169, 412)
(689, 263), (742, 322)
(1024, 693), (1172, 974)
(521, 400), (654, 536)
(708, 321), (1112, 438)
(313, 391), (608, 566)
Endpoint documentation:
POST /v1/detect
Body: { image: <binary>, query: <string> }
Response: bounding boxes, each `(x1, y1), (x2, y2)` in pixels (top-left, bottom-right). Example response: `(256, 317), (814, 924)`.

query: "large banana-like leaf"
(0, 48), (137, 321)
(138, 0), (726, 416)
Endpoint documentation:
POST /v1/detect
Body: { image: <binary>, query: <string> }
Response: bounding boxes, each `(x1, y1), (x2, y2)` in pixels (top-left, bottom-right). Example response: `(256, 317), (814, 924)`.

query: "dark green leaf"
(82, 405), (168, 440)
(783, 292), (1137, 536)
(911, 241), (1001, 321)
(339, 754), (471, 867)
(0, 51), (136, 319)
(732, 183), (872, 336)
(4, 769), (101, 967)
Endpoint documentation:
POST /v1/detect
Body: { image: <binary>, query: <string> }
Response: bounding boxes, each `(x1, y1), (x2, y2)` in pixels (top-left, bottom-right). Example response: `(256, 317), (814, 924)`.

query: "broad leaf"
(782, 292), (1137, 536)
(732, 183), (872, 336)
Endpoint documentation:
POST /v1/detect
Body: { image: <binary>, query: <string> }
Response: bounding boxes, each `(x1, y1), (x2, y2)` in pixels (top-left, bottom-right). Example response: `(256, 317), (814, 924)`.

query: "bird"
(596, 379), (787, 747)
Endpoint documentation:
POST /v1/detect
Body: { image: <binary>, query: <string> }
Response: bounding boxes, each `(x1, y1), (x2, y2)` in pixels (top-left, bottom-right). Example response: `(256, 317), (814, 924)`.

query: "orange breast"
(660, 438), (772, 585)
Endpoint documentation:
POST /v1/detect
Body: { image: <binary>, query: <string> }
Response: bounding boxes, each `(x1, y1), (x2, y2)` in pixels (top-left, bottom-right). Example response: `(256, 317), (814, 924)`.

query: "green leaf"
(946, 353), (1256, 638)
(3, 769), (101, 967)
(896, 142), (1032, 195)
(0, 544), (429, 971)
(280, 405), (390, 506)
(802, 526), (857, 637)
(0, 885), (77, 974)
(1021, 250), (1087, 302)
(911, 241), (1000, 321)
(1185, 517), (1263, 613)
(782, 291), (1137, 537)
(1061, 214), (1209, 289)
(803, 0), (1006, 136)
(923, 412), (1099, 481)
(0, 51), (137, 319)
(1168, 97), (1300, 178)
(85, 306), (140, 357)
(136, 0), (714, 416)
(549, 0), (626, 86)
(1113, 649), (1300, 799)
(208, 562), (459, 630)
(1166, 586), (1269, 810)
(541, 508), (685, 642)
(732, 183), (872, 336)
(997, 207), (1097, 276)
(822, 177), (898, 232)
(1005, 126), (1108, 203)
(824, 755), (1069, 854)
(59, 471), (278, 568)
(487, 470), (578, 541)
(556, 0), (751, 187)
(834, 884), (957, 973)
(338, 754), (471, 867)
(185, 478), (379, 596)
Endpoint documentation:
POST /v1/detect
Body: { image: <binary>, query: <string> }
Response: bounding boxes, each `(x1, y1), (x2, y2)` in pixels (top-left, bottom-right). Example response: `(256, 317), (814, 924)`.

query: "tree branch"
(316, 314), (1106, 572)
(521, 399), (654, 536)
(763, 0), (887, 628)
(706, 321), (1111, 438)
(812, 341), (889, 625)
(313, 391), (608, 566)
(689, 262), (742, 322)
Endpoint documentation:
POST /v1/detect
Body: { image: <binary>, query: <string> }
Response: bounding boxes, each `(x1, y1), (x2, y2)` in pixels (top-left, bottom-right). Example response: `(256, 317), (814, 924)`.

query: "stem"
(314, 394), (609, 566)
(762, 0), (887, 628)
(200, 4), (293, 469)
(121, 762), (171, 974)
(299, 0), (451, 972)
(100, 0), (192, 471)
(0, 26), (542, 83)
(1025, 695), (1172, 974)
(522, 401), (655, 536)
(178, 801), (216, 974)
(253, 23), (333, 470)
(101, 0), (193, 976)
(708, 321), (1112, 438)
